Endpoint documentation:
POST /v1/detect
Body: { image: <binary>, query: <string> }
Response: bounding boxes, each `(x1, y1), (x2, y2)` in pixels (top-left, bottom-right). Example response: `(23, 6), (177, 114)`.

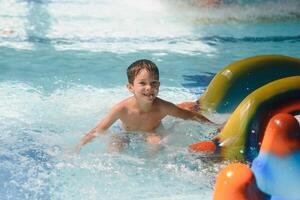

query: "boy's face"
(127, 69), (160, 103)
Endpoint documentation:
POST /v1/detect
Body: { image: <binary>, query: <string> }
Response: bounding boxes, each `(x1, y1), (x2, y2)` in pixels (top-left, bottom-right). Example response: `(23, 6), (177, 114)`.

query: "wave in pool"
(1, 0), (300, 52)
(0, 81), (226, 200)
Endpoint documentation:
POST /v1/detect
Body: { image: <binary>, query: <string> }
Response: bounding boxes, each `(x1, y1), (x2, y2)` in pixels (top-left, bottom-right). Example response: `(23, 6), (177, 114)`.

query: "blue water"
(1, 0), (300, 199)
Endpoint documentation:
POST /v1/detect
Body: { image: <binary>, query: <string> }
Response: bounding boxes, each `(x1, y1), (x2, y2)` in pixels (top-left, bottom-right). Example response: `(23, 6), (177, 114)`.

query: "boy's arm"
(76, 105), (121, 152)
(162, 100), (214, 124)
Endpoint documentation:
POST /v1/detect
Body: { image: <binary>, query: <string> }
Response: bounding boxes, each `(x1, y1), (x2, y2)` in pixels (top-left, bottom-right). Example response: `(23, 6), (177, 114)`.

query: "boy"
(76, 59), (214, 152)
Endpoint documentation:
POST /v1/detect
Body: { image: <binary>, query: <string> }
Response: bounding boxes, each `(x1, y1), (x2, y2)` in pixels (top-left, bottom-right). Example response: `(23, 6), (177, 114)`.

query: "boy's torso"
(119, 97), (166, 132)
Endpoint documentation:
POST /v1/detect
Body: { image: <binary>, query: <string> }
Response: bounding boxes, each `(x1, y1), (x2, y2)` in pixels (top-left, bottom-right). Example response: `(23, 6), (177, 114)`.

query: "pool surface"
(1, 0), (300, 199)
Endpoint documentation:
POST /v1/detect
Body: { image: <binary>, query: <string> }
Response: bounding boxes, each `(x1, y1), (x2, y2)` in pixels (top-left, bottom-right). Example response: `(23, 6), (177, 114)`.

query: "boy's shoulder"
(111, 97), (133, 111)
(156, 97), (176, 108)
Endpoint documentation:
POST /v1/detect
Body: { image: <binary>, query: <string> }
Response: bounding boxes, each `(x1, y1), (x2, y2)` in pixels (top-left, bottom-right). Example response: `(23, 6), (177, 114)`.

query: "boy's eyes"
(138, 81), (159, 86)
(151, 81), (159, 86)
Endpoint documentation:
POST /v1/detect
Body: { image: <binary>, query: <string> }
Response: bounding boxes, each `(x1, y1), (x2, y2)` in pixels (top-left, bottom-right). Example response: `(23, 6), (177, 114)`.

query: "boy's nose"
(145, 84), (152, 90)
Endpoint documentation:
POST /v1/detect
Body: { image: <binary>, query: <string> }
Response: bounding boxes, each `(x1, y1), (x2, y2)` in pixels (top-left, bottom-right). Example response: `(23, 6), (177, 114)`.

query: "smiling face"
(127, 69), (160, 103)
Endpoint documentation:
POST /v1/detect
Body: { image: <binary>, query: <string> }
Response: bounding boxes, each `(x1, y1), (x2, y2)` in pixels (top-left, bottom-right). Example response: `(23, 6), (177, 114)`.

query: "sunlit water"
(1, 0), (300, 199)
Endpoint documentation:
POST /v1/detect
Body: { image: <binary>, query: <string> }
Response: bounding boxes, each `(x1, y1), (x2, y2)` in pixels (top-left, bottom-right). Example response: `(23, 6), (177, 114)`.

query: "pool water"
(1, 0), (300, 199)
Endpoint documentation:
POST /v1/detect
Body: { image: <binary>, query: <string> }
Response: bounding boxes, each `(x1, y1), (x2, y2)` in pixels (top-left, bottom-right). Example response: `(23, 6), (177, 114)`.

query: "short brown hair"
(127, 59), (159, 84)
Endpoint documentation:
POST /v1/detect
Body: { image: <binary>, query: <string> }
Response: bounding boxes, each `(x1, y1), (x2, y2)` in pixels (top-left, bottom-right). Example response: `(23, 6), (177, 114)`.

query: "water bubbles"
(0, 79), (222, 199)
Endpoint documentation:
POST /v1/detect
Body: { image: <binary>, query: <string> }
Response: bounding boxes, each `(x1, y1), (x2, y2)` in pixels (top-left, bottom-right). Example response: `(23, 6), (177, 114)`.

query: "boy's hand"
(63, 145), (81, 156)
(74, 143), (82, 154)
(216, 122), (226, 132)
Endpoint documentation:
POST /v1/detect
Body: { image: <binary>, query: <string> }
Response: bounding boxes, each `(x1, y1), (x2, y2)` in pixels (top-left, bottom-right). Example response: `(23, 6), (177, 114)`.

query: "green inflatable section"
(218, 76), (300, 161)
(200, 55), (300, 113)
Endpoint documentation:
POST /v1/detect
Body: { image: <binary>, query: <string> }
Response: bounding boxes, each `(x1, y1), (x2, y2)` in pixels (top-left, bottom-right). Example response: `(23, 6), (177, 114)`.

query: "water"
(1, 0), (300, 199)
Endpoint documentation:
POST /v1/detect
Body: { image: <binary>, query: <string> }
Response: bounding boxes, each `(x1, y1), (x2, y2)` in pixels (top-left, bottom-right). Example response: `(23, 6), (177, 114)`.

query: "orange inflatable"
(189, 140), (217, 153)
(260, 113), (300, 156)
(213, 163), (265, 200)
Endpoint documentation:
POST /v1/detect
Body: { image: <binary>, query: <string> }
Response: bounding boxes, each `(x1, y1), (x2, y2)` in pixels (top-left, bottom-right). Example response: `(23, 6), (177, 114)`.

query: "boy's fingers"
(73, 144), (81, 154)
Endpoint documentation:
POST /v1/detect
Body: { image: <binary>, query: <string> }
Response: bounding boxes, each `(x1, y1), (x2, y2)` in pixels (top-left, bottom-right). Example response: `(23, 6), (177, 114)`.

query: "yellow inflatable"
(218, 76), (300, 161)
(200, 55), (300, 113)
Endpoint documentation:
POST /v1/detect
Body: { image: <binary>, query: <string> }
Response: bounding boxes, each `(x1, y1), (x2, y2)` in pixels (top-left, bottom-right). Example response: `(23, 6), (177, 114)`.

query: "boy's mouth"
(143, 93), (155, 99)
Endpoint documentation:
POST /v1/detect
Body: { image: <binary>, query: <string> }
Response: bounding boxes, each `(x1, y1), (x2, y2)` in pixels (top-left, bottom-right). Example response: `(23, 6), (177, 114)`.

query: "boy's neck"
(134, 98), (154, 113)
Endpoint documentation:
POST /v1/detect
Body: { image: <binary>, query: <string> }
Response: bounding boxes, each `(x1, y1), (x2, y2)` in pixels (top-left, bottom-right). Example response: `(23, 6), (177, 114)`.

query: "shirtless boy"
(76, 59), (214, 152)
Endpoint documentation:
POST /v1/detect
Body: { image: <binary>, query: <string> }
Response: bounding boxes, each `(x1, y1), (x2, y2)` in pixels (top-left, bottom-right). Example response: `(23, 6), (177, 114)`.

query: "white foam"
(0, 80), (219, 200)
(0, 81), (200, 127)
(46, 0), (215, 54)
(0, 0), (32, 49)
(2, 0), (299, 52)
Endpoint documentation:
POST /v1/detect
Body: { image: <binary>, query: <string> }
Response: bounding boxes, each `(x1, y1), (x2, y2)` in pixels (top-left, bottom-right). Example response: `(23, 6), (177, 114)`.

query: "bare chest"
(120, 109), (163, 132)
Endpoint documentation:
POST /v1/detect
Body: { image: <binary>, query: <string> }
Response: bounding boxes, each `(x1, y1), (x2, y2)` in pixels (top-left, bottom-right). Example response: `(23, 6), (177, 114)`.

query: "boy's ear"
(127, 83), (134, 93)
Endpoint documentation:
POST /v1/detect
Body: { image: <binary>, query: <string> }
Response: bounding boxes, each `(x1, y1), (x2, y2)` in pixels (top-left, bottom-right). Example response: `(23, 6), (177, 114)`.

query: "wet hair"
(127, 59), (159, 84)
